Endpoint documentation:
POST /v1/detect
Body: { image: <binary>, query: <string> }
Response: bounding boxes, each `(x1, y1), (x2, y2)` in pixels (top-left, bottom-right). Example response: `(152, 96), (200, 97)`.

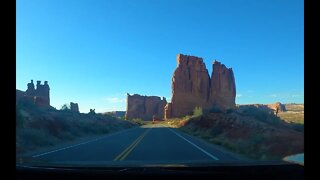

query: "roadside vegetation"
(165, 106), (304, 160)
(16, 100), (137, 155)
(127, 118), (149, 126)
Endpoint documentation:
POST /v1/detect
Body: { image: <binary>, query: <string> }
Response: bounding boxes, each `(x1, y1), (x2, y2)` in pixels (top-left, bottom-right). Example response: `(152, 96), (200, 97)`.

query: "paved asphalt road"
(29, 124), (241, 166)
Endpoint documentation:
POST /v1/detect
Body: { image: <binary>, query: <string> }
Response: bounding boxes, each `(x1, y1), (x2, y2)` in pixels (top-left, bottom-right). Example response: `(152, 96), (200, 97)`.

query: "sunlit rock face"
(266, 102), (286, 112)
(125, 94), (167, 120)
(165, 54), (236, 119)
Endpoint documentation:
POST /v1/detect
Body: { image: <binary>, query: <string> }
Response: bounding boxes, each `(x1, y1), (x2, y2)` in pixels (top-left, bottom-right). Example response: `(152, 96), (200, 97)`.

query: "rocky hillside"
(166, 106), (303, 160)
(16, 100), (137, 154)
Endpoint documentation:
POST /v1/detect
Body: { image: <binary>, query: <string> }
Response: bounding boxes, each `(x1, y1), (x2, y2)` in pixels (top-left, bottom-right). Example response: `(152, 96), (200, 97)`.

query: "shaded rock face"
(35, 81), (50, 106)
(165, 54), (236, 119)
(209, 60), (236, 110)
(164, 103), (173, 119)
(70, 102), (79, 113)
(126, 94), (167, 120)
(17, 80), (50, 107)
(170, 54), (211, 118)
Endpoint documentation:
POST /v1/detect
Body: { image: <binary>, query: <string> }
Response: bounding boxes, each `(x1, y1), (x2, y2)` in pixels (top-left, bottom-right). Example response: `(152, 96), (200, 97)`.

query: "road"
(29, 124), (242, 166)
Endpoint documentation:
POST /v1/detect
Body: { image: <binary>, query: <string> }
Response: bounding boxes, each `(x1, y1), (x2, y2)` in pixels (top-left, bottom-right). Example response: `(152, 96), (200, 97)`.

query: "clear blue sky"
(16, 0), (304, 113)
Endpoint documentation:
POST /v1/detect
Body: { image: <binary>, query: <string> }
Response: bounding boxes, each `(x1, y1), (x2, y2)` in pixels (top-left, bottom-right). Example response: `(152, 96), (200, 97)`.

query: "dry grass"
(277, 103), (304, 124)
(278, 111), (304, 124)
(164, 108), (303, 160)
(285, 104), (304, 112)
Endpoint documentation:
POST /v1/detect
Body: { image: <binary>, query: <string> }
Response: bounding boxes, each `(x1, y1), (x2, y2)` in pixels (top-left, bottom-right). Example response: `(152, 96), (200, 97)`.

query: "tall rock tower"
(209, 60), (236, 110)
(165, 54), (236, 119)
(167, 54), (211, 118)
(34, 80), (50, 107)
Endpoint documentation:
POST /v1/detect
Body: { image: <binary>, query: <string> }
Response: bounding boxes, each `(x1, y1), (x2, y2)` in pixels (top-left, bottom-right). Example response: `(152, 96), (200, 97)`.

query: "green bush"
(193, 107), (203, 117)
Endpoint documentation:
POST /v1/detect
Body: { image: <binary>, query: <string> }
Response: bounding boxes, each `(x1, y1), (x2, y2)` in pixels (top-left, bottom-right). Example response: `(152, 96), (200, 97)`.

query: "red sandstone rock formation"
(125, 94), (167, 120)
(170, 54), (210, 118)
(267, 102), (286, 112)
(17, 80), (51, 107)
(238, 102), (286, 115)
(34, 81), (50, 107)
(165, 54), (236, 119)
(209, 60), (236, 110)
(164, 103), (173, 119)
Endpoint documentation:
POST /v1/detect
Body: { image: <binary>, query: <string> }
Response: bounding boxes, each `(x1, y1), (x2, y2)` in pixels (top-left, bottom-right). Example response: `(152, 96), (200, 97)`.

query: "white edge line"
(168, 128), (219, 160)
(32, 127), (138, 158)
(32, 138), (100, 157)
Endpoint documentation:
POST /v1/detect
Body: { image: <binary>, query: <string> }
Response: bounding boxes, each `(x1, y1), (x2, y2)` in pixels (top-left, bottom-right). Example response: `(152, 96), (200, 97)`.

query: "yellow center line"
(113, 128), (151, 161)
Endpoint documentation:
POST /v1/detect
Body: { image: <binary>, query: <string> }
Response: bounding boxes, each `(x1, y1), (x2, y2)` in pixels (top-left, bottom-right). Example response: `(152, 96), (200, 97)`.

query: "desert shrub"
(17, 99), (37, 109)
(16, 108), (24, 128)
(251, 134), (265, 145)
(241, 106), (281, 125)
(290, 123), (304, 132)
(57, 131), (76, 141)
(182, 115), (192, 121)
(226, 109), (234, 114)
(17, 128), (59, 147)
(89, 109), (96, 115)
(206, 107), (222, 113)
(210, 126), (223, 136)
(193, 107), (203, 117)
(16, 105), (138, 155)
(130, 118), (146, 125)
(76, 121), (97, 134)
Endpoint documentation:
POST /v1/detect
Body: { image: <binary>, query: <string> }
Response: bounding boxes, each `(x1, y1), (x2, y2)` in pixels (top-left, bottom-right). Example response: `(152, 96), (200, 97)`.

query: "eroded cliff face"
(125, 94), (167, 120)
(165, 54), (236, 119)
(170, 54), (211, 117)
(209, 60), (236, 110)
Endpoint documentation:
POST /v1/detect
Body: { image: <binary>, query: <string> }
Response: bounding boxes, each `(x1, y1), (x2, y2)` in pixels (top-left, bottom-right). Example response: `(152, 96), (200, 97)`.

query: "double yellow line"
(113, 129), (150, 161)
